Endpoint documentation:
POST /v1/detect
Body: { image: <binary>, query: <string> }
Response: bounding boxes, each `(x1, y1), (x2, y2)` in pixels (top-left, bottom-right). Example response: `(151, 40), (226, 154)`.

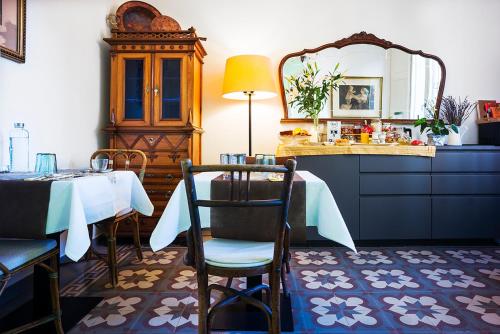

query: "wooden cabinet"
(103, 2), (206, 236)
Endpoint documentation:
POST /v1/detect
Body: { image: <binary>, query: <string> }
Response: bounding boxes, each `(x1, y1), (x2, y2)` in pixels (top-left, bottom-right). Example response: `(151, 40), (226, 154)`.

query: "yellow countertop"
(276, 143), (436, 157)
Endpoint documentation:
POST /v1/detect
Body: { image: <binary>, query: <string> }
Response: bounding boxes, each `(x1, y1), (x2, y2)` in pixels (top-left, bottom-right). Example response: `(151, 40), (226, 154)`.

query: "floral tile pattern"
(64, 245), (500, 333)
(383, 295), (461, 326)
(362, 269), (419, 289)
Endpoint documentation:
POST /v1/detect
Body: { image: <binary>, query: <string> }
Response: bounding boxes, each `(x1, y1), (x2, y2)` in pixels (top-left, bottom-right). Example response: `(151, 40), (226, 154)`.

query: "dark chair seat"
(0, 239), (57, 273)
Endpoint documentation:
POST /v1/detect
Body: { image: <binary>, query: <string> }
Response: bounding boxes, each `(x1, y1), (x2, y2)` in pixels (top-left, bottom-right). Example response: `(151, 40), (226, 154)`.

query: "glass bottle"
(9, 123), (30, 172)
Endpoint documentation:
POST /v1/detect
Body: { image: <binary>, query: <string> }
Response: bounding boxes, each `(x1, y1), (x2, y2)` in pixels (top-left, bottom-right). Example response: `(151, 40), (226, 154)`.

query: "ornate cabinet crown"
(104, 1), (206, 236)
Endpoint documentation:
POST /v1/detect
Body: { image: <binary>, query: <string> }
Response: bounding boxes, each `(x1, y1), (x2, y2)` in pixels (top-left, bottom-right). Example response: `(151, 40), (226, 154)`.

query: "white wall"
(1, 0), (499, 166)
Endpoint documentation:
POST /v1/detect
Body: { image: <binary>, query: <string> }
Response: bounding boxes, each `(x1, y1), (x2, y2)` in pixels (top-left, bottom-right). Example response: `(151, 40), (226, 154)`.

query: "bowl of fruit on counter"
(279, 128), (311, 145)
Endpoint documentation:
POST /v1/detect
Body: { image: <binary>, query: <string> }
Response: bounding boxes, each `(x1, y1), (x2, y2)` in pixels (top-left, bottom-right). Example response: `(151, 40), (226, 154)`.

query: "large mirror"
(279, 32), (446, 122)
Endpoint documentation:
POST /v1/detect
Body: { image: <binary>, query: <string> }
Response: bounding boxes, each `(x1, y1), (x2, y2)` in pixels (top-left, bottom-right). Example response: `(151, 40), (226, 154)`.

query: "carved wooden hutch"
(104, 2), (206, 236)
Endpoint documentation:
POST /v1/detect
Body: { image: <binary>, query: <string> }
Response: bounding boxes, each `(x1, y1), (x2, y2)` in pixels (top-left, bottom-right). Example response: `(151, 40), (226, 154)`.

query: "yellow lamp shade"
(222, 55), (277, 100)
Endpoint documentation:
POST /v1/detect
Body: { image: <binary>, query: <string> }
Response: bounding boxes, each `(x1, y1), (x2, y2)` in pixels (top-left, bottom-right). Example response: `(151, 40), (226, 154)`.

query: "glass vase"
(312, 116), (321, 143)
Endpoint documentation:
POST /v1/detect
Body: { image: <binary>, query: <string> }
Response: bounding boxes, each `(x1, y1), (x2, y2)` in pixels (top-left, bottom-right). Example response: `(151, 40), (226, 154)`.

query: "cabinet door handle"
(148, 137), (155, 144)
(154, 86), (159, 96)
(166, 190), (173, 198)
(166, 174), (174, 181)
(146, 87), (150, 94)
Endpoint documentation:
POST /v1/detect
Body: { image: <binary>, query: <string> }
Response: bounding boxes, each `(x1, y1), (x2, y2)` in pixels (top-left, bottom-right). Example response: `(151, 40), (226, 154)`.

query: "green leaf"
(451, 124), (459, 133)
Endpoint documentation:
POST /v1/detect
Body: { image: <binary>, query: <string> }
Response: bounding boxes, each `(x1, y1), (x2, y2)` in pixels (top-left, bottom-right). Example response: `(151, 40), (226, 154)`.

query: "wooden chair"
(0, 239), (63, 334)
(181, 159), (296, 334)
(245, 156), (296, 276)
(88, 149), (147, 287)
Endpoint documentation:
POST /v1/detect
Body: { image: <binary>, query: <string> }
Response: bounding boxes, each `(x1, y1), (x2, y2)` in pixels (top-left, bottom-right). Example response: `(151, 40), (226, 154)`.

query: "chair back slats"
(90, 149), (147, 183)
(190, 164), (289, 174)
(181, 159), (297, 270)
(195, 199), (283, 208)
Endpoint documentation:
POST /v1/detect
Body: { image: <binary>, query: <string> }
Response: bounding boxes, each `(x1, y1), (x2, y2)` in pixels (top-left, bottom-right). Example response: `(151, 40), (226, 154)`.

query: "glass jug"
(9, 123), (30, 172)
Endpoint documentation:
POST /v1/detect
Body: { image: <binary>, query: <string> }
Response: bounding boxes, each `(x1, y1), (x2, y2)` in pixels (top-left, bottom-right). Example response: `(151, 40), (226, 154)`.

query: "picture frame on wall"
(0, 0), (26, 63)
(331, 76), (383, 118)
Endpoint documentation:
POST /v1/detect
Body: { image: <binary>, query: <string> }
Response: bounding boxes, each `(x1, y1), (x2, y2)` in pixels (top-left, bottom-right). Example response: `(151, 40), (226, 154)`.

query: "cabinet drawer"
(360, 174), (431, 195)
(115, 133), (190, 152)
(360, 156), (431, 172)
(432, 152), (500, 172)
(360, 196), (431, 239)
(143, 171), (182, 186)
(432, 175), (500, 195)
(119, 216), (159, 236)
(145, 188), (174, 201)
(432, 197), (500, 238)
(147, 151), (189, 167)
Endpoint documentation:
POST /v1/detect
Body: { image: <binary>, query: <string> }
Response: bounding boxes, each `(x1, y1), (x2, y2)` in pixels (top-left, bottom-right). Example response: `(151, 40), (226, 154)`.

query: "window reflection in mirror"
(282, 44), (442, 120)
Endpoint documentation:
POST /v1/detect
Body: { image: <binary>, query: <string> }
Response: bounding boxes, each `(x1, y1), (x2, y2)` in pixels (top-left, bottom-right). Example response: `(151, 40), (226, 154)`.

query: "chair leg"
(280, 267), (289, 298)
(49, 254), (64, 334)
(197, 271), (209, 334)
(131, 214), (143, 261)
(106, 221), (118, 288)
(270, 270), (281, 334)
(284, 225), (291, 274)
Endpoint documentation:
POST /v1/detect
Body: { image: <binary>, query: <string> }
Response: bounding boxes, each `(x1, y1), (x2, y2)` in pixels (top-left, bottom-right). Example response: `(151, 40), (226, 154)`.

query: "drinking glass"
(235, 154), (246, 164)
(255, 154), (265, 165)
(220, 153), (230, 165)
(35, 153), (57, 175)
(263, 154), (276, 165)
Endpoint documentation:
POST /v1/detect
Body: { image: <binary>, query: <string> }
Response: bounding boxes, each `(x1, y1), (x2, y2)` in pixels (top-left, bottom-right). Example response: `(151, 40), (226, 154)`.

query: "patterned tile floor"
(62, 246), (500, 333)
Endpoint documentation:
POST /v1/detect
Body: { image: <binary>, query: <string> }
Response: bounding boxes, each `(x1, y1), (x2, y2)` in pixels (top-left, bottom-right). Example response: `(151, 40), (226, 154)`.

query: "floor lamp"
(222, 55), (276, 156)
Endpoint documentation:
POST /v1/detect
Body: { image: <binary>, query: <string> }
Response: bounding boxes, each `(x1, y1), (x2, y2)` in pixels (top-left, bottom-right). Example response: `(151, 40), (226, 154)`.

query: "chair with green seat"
(0, 239), (63, 334)
(181, 158), (296, 334)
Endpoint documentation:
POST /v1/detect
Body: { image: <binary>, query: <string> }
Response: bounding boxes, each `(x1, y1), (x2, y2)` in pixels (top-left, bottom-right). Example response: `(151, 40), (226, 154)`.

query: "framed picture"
(0, 0), (26, 63)
(331, 76), (383, 118)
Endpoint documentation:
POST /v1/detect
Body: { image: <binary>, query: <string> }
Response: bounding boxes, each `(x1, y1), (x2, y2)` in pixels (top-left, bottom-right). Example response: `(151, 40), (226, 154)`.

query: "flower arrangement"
(285, 62), (344, 141)
(414, 99), (449, 145)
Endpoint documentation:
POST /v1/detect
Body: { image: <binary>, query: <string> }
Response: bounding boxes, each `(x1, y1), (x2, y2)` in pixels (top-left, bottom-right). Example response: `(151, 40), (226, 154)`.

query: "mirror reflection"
(282, 44), (442, 120)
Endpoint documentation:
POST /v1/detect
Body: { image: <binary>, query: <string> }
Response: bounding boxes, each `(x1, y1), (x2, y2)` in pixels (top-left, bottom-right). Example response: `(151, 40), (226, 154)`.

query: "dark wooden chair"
(181, 159), (296, 334)
(0, 239), (63, 333)
(245, 156), (296, 275)
(88, 149), (147, 287)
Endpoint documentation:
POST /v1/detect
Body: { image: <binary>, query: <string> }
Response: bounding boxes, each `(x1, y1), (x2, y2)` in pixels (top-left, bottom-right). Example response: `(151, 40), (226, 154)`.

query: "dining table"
(151, 170), (356, 252)
(0, 170), (154, 331)
(149, 169), (356, 331)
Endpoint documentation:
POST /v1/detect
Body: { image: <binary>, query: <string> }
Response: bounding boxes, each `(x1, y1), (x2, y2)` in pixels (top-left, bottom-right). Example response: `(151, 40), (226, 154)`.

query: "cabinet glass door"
(125, 59), (145, 119)
(153, 54), (187, 126)
(161, 59), (181, 119)
(115, 53), (151, 126)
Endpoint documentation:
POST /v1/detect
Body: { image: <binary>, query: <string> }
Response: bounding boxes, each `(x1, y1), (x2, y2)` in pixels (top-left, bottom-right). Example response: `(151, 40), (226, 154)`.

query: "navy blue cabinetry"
(297, 145), (500, 241)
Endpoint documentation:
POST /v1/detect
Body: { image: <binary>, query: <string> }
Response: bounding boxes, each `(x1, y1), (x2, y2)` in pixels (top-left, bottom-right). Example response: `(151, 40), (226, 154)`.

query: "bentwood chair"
(181, 159), (296, 334)
(88, 149), (147, 287)
(245, 156), (296, 275)
(0, 239), (63, 334)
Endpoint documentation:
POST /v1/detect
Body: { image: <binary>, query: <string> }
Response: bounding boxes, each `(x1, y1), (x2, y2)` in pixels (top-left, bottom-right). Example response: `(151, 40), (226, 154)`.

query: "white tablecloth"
(46, 171), (154, 261)
(150, 171), (356, 252)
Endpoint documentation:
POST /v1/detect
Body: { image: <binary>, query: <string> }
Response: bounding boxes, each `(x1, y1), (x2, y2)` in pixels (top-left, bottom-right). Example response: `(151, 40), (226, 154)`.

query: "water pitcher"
(9, 123), (30, 172)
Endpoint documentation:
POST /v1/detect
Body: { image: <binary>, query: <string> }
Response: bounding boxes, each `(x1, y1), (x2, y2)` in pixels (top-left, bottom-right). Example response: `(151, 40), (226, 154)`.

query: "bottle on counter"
(9, 122), (30, 172)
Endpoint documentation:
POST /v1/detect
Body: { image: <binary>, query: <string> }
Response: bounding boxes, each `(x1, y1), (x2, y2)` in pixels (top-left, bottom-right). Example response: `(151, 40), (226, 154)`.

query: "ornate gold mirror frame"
(279, 32), (446, 124)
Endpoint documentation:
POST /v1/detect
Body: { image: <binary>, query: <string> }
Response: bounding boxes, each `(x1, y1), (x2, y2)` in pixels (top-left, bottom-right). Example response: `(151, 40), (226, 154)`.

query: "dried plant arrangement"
(440, 96), (477, 132)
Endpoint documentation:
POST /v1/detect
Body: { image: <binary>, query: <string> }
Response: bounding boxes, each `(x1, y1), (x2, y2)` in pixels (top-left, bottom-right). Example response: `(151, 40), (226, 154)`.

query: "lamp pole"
(245, 91), (254, 156)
